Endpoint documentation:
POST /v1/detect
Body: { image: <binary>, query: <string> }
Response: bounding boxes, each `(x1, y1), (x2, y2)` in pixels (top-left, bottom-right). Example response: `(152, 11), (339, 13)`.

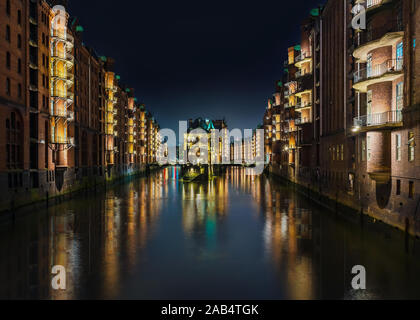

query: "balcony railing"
(356, 19), (403, 48)
(295, 52), (312, 63)
(353, 110), (402, 128)
(51, 137), (74, 146)
(295, 117), (312, 125)
(295, 102), (312, 110)
(366, 0), (383, 8)
(354, 59), (403, 83)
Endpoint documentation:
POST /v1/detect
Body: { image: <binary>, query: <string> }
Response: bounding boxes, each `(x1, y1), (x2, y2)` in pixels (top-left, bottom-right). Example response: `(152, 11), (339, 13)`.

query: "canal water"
(0, 167), (419, 300)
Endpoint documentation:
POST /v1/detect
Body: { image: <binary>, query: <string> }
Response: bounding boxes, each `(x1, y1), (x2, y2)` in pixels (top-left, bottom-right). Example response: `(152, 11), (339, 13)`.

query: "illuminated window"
(408, 132), (415, 162)
(396, 134), (402, 161)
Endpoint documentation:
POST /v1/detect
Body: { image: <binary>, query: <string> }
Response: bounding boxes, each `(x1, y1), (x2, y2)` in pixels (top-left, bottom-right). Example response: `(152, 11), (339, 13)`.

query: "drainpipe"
(89, 56), (91, 128)
(344, 0), (347, 134)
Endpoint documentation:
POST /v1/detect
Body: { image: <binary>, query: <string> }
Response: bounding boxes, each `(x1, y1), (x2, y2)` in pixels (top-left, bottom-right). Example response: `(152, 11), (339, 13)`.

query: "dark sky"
(68, 0), (322, 131)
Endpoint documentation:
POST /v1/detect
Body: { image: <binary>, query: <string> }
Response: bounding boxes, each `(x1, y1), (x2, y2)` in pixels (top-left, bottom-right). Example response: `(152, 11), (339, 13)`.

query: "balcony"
(51, 108), (74, 121)
(51, 90), (67, 99)
(353, 110), (402, 132)
(51, 70), (74, 85)
(366, 0), (383, 8)
(294, 52), (312, 69)
(295, 102), (312, 111)
(353, 59), (403, 92)
(353, 20), (404, 62)
(51, 136), (74, 146)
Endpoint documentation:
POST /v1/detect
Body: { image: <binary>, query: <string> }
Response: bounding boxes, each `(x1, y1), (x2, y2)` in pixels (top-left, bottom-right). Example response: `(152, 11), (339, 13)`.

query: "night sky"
(68, 0), (322, 131)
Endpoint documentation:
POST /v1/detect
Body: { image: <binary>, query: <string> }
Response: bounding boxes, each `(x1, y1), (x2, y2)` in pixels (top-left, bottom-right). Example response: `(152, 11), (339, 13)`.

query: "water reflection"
(0, 167), (419, 299)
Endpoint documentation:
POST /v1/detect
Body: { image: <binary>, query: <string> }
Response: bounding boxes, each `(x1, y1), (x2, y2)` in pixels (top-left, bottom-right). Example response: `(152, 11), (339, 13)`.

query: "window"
(18, 59), (21, 74)
(341, 145), (344, 161)
(6, 78), (11, 96)
(409, 181), (414, 199)
(396, 180), (401, 195)
(6, 25), (10, 42)
(396, 134), (402, 161)
(396, 42), (403, 61)
(6, 52), (11, 69)
(6, 0), (10, 16)
(18, 10), (21, 25)
(6, 112), (22, 169)
(367, 136), (372, 161)
(361, 138), (366, 161)
(408, 132), (415, 162)
(396, 82), (403, 111)
(367, 54), (373, 77)
(17, 34), (21, 49)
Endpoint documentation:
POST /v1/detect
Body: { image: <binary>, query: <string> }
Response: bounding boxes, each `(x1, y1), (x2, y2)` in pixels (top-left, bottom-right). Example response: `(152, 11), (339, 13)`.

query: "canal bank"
(268, 165), (420, 249)
(0, 164), (162, 223)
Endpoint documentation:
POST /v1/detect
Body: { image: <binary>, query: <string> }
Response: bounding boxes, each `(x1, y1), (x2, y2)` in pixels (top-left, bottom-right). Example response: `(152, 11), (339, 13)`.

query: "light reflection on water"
(0, 167), (419, 300)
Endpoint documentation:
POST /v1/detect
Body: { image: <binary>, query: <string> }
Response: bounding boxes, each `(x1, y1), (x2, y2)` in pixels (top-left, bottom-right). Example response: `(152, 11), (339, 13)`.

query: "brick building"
(266, 0), (420, 236)
(0, 0), (161, 212)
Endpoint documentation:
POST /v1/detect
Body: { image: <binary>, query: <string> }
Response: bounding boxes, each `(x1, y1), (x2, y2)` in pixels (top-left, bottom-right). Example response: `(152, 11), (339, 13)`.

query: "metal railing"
(295, 117), (311, 125)
(367, 0), (383, 8)
(353, 110), (402, 127)
(295, 102), (312, 109)
(354, 59), (403, 83)
(295, 52), (312, 63)
(51, 137), (74, 145)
